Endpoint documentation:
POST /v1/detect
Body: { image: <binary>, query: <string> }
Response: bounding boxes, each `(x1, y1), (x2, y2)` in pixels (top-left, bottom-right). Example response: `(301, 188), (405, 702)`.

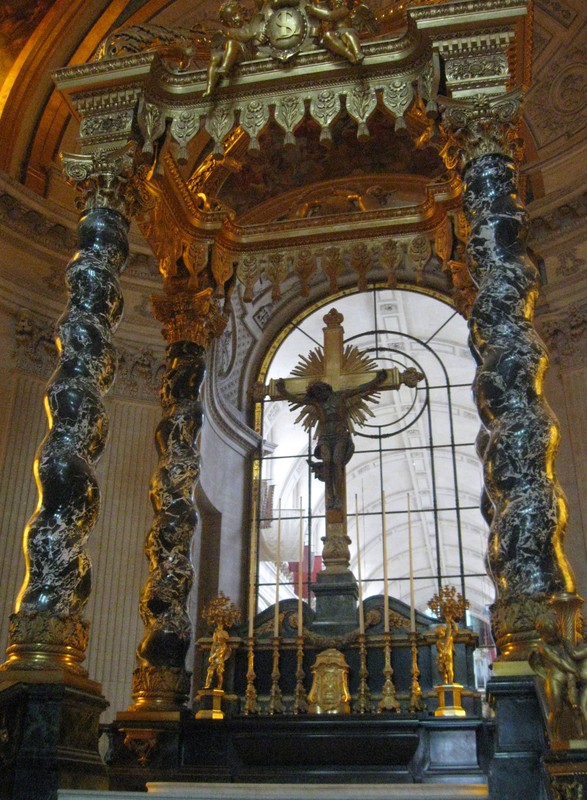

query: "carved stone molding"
(529, 191), (587, 246)
(0, 181), (160, 293)
(0, 190), (76, 254)
(536, 303), (587, 368)
(233, 232), (453, 304)
(13, 307), (164, 401)
(525, 33), (587, 148)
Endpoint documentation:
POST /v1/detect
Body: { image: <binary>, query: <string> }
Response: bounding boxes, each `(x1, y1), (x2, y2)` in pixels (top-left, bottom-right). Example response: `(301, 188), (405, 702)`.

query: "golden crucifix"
(256, 308), (423, 576)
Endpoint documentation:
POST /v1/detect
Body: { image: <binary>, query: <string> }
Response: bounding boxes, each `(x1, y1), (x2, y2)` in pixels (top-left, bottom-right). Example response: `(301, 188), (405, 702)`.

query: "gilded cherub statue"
(529, 595), (587, 742)
(202, 592), (241, 691)
(530, 616), (581, 741)
(428, 585), (469, 686)
(305, 0), (378, 65)
(203, 1), (266, 97)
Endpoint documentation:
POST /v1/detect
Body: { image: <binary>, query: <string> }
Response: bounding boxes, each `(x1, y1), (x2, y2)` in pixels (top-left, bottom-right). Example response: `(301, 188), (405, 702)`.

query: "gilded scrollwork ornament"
(321, 246), (344, 293)
(264, 252), (289, 301)
(382, 79), (415, 131)
(239, 99), (271, 152)
(345, 84), (377, 140)
(348, 241), (371, 291)
(309, 89), (341, 144)
(377, 239), (402, 289)
(407, 234), (431, 285)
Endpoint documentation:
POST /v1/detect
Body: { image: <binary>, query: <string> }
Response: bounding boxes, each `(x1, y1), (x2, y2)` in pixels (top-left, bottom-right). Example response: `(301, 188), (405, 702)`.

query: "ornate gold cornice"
(152, 287), (227, 349)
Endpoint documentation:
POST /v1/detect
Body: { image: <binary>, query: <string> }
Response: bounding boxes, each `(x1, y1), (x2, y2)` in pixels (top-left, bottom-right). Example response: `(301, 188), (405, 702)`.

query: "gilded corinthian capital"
(61, 142), (147, 218)
(152, 287), (227, 349)
(438, 90), (524, 169)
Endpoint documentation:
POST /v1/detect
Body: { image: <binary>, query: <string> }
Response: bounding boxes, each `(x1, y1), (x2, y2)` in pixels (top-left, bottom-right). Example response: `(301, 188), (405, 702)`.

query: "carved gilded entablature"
(225, 212), (462, 305)
(438, 36), (511, 98)
(54, 0), (530, 162)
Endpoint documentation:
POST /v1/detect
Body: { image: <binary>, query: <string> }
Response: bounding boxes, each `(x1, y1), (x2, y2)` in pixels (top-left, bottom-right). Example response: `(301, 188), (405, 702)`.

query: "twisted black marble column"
(131, 340), (206, 710)
(1, 206), (128, 683)
(462, 153), (575, 659)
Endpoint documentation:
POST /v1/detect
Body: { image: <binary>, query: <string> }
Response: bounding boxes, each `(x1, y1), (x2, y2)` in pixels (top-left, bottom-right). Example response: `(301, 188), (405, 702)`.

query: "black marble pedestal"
(0, 681), (108, 800)
(486, 675), (548, 800)
(311, 571), (359, 633)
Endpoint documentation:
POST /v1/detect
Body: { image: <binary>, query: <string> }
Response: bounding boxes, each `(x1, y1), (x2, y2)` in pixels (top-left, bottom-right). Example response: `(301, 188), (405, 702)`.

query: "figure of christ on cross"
(257, 308), (423, 576)
(274, 372), (387, 513)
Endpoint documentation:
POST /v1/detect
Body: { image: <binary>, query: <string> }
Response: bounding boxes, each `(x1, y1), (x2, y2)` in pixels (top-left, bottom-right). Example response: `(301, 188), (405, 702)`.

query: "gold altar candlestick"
(274, 499), (281, 638)
(408, 630), (425, 713)
(353, 633), (373, 714)
(292, 635), (308, 715)
(355, 496), (364, 634)
(379, 631), (401, 713)
(248, 497), (258, 639)
(298, 498), (304, 638)
(382, 493), (389, 634)
(268, 636), (284, 715)
(243, 636), (259, 715)
(408, 494), (416, 633)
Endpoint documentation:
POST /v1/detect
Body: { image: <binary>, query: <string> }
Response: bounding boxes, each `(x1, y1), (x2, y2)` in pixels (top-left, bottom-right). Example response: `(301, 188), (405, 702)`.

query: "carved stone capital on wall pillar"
(61, 142), (148, 219)
(439, 90), (524, 170)
(152, 287), (227, 349)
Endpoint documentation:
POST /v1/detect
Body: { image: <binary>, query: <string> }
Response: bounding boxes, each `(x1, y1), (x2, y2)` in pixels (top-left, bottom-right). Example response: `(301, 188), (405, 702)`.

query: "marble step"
(59, 783), (489, 800)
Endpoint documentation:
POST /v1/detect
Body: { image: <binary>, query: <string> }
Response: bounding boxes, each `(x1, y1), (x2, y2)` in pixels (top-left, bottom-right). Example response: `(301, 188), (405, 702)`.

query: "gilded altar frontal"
(0, 0), (586, 799)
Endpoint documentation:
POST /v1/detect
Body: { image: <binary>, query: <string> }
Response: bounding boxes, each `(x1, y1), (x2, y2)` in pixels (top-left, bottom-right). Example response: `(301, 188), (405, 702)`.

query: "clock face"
(263, 5), (309, 61)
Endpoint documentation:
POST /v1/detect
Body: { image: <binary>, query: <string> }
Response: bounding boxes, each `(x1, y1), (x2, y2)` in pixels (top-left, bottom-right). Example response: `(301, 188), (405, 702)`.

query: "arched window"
(252, 287), (494, 677)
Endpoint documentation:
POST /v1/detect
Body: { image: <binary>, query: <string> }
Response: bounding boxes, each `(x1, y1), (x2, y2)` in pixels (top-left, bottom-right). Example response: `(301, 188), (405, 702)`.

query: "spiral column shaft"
(462, 152), (575, 659)
(1, 204), (130, 687)
(130, 288), (226, 711)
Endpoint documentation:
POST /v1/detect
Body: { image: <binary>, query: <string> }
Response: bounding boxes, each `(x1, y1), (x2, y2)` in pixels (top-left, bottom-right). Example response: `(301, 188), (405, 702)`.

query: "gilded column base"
(0, 611), (102, 696)
(491, 594), (550, 661)
(128, 665), (191, 712)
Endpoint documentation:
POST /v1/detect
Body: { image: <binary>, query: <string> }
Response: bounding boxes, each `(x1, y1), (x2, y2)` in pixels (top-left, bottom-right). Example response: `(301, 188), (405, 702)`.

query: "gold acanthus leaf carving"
(264, 253), (289, 301)
(152, 288), (227, 348)
(237, 255), (261, 302)
(439, 90), (524, 168)
(293, 249), (317, 297)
